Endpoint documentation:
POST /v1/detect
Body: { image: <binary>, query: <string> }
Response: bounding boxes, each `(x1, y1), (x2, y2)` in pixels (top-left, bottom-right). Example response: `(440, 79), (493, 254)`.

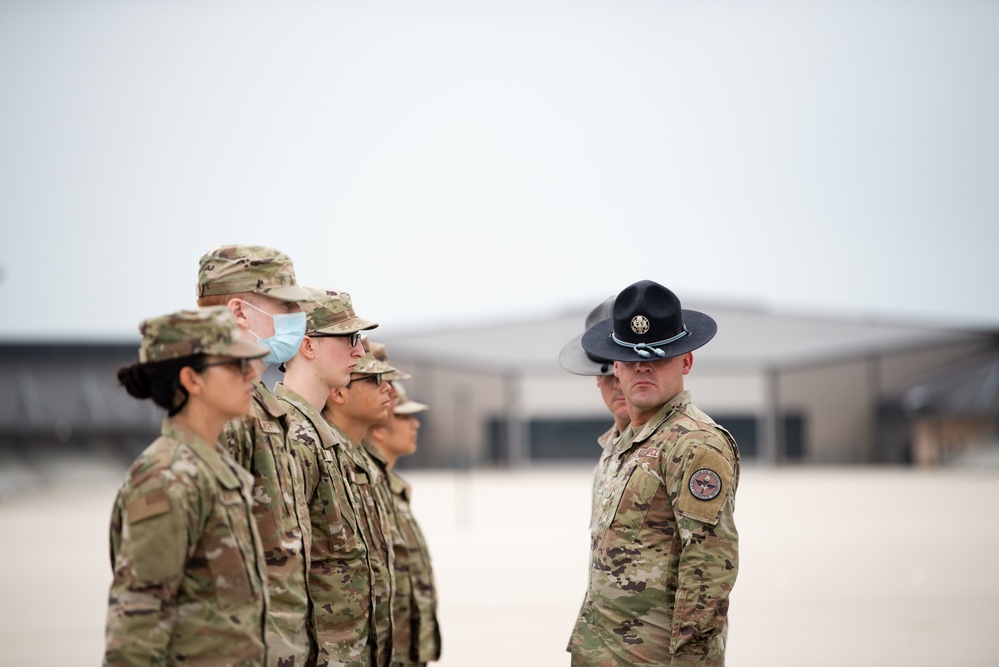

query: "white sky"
(1, 0), (997, 342)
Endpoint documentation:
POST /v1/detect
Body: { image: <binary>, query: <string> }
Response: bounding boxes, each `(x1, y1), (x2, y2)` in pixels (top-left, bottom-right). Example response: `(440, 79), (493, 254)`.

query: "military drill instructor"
(568, 280), (740, 666)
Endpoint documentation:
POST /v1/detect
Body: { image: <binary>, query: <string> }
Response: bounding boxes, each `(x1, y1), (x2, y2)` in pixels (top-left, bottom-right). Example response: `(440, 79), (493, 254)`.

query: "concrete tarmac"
(1, 464), (997, 666)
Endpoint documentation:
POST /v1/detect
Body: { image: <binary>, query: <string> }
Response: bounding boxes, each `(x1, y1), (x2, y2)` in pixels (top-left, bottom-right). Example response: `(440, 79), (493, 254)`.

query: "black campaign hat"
(559, 295), (616, 376)
(581, 280), (716, 362)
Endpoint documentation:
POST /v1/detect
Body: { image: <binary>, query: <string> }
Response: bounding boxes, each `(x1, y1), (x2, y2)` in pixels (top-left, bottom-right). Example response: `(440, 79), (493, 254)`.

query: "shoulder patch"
(676, 445), (733, 525)
(126, 489), (170, 524)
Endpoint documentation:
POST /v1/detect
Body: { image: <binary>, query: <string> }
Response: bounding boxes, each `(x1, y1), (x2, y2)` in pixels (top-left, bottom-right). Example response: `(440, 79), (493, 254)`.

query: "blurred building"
(377, 301), (999, 468)
(1, 302), (996, 474)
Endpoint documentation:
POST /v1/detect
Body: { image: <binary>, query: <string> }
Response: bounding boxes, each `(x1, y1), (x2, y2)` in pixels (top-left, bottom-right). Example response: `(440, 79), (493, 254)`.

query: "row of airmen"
(104, 244), (440, 667)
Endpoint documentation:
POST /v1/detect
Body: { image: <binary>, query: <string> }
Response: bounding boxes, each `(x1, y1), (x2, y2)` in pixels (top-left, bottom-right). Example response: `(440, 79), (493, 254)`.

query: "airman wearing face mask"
(196, 244), (315, 667)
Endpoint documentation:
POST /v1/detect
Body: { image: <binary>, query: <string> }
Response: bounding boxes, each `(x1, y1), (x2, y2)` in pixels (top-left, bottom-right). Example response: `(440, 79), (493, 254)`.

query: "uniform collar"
(631, 390), (691, 445)
(162, 419), (242, 489)
(254, 379), (290, 418)
(273, 381), (341, 450)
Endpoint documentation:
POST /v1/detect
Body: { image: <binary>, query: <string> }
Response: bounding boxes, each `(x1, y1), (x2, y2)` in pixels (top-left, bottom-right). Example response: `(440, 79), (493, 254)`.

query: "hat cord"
(611, 327), (689, 358)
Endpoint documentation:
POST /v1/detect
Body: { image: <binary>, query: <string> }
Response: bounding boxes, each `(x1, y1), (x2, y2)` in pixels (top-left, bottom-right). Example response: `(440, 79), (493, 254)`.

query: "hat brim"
(395, 400), (428, 415)
(559, 332), (615, 376)
(220, 338), (271, 359)
(581, 309), (717, 363)
(259, 284), (313, 302)
(311, 316), (379, 335)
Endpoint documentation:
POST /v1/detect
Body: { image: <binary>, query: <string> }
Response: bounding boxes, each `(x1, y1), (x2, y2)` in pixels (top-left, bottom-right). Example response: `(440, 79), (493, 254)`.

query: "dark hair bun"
(117, 363), (152, 399)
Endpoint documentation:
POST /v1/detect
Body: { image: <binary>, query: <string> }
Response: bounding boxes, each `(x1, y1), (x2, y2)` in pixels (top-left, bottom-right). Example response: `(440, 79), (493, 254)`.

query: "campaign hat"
(559, 295), (615, 376)
(581, 280), (716, 362)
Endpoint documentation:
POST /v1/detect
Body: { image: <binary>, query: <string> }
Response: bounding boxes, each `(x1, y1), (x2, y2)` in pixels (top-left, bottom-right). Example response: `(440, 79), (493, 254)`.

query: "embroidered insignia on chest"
(688, 468), (722, 500)
(631, 315), (650, 335)
(261, 420), (282, 435)
(634, 447), (659, 460)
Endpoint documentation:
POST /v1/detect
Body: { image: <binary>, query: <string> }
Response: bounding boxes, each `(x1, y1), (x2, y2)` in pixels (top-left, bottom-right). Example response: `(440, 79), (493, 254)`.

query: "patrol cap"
(559, 295), (616, 377)
(392, 381), (428, 415)
(138, 307), (269, 363)
(197, 245), (311, 302)
(369, 340), (411, 381)
(302, 287), (378, 336)
(353, 337), (396, 376)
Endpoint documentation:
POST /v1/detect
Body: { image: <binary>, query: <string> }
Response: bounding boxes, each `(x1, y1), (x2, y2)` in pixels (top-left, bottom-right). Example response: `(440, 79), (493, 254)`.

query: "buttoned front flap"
(608, 447), (663, 543)
(207, 487), (255, 609)
(317, 447), (358, 553)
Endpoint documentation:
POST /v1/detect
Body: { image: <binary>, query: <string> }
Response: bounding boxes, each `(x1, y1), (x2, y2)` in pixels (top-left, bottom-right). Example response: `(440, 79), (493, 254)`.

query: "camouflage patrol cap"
(302, 287), (378, 335)
(197, 245), (311, 302)
(138, 307), (269, 363)
(353, 337), (396, 375)
(368, 340), (411, 381)
(392, 381), (428, 415)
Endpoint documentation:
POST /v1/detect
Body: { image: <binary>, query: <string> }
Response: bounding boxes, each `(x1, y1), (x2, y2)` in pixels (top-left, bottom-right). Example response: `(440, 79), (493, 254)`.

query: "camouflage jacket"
(569, 391), (740, 667)
(591, 424), (621, 530)
(274, 383), (375, 667)
(328, 427), (397, 667)
(385, 469), (442, 666)
(105, 420), (268, 666)
(222, 381), (312, 667)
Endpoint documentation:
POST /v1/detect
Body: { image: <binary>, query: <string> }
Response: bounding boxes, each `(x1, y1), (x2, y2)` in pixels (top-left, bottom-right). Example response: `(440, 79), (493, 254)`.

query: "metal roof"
(377, 301), (994, 374)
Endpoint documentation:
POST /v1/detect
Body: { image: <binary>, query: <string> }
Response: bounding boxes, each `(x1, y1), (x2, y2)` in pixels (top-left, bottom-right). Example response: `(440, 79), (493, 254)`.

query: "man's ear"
(298, 336), (317, 361)
(327, 387), (347, 407)
(228, 297), (249, 327)
(682, 352), (694, 375)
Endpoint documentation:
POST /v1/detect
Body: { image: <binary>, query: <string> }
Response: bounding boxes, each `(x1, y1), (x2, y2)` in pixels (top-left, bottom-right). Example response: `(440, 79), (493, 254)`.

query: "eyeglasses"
(348, 374), (382, 387)
(311, 331), (362, 346)
(193, 358), (254, 375)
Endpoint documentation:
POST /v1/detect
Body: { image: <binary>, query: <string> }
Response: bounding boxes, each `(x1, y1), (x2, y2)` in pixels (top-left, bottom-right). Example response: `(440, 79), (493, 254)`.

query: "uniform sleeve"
(104, 471), (200, 667)
(665, 433), (739, 666)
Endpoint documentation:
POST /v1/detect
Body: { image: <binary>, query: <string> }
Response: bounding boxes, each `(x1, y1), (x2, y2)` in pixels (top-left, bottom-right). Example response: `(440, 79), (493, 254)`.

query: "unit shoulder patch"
(676, 445), (733, 525)
(126, 489), (171, 524)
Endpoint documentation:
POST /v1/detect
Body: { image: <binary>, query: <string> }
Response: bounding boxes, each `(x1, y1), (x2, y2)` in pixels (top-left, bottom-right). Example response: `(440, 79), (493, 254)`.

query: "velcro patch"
(676, 446), (732, 525)
(126, 490), (170, 524)
(260, 420), (283, 435)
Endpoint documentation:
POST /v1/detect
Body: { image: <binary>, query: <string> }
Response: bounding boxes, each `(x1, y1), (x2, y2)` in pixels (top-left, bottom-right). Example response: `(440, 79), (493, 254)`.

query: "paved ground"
(1, 463), (998, 666)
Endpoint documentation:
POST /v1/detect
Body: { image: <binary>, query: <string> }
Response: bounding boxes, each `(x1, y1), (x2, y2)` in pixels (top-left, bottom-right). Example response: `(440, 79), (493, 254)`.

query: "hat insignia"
(630, 315), (650, 335)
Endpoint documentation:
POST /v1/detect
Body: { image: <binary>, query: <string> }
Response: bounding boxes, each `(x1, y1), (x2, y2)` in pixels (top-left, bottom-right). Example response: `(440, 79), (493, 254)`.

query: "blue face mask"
(242, 300), (307, 365)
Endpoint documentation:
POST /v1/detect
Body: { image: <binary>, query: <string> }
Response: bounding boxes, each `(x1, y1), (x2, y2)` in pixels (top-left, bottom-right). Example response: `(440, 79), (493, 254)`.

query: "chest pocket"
(206, 487), (255, 609)
(609, 459), (663, 544)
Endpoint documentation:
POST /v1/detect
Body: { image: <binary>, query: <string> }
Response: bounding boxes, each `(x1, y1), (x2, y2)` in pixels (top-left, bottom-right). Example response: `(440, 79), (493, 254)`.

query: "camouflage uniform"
(222, 386), (314, 665)
(330, 422), (397, 667)
(276, 383), (374, 667)
(590, 425), (620, 529)
(325, 340), (402, 666)
(281, 287), (386, 667)
(368, 346), (440, 667)
(383, 466), (441, 667)
(105, 308), (270, 666)
(199, 245), (315, 666)
(106, 422), (269, 666)
(569, 391), (740, 666)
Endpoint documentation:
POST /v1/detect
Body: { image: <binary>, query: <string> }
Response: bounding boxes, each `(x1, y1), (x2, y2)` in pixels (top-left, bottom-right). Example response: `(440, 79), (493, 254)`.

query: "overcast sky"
(1, 0), (997, 343)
